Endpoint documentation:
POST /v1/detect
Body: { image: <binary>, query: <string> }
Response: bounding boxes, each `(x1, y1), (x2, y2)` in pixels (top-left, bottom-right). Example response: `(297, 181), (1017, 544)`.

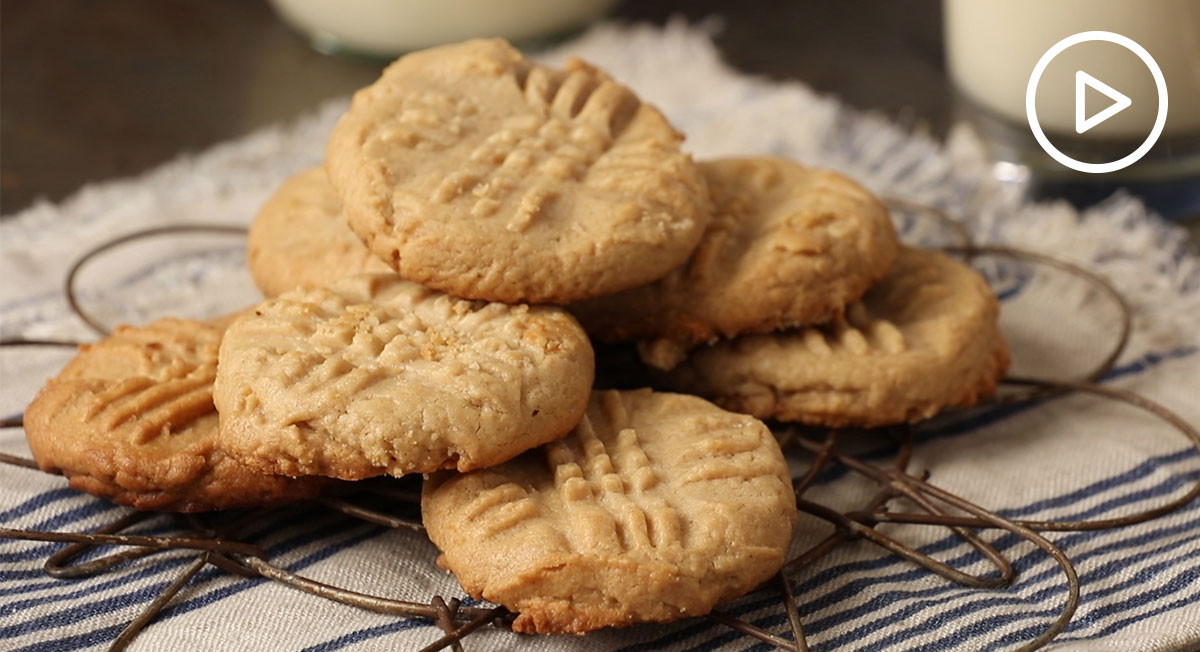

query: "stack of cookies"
(23, 38), (1008, 635)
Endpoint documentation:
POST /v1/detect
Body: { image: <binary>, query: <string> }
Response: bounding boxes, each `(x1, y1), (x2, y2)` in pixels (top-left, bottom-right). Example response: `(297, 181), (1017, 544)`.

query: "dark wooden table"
(1, 0), (1195, 242)
(0, 0), (948, 215)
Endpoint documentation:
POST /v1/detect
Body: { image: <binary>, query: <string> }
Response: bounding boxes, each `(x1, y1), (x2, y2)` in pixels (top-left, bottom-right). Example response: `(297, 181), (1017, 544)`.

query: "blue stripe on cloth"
(617, 457), (1199, 651)
(845, 492), (1200, 650)
(986, 558), (1200, 650)
(734, 551), (1200, 652)
(994, 282), (1027, 302)
(677, 628), (747, 652)
(4, 574), (215, 644)
(832, 513), (1200, 652)
(154, 526), (387, 621)
(1, 510), (372, 630)
(1053, 571), (1200, 644)
(660, 510), (1200, 652)
(701, 507), (1200, 652)
(797, 451), (1200, 600)
(0, 513), (384, 641)
(936, 345), (1195, 438)
(1102, 346), (1199, 380)
(0, 555), (190, 606)
(299, 597), (488, 652)
(7, 523), (388, 652)
(800, 469), (1200, 631)
(1078, 562), (1200, 626)
(299, 619), (429, 652)
(808, 346), (1199, 488)
(0, 510), (291, 599)
(0, 500), (125, 566)
(992, 447), (1196, 520)
(806, 519), (1197, 650)
(0, 488), (80, 523)
(0, 510), (255, 611)
(10, 624), (128, 652)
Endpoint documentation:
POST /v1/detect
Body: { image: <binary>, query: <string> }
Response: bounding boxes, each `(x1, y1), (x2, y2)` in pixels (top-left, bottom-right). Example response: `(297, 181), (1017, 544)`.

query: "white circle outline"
(1026, 30), (1169, 174)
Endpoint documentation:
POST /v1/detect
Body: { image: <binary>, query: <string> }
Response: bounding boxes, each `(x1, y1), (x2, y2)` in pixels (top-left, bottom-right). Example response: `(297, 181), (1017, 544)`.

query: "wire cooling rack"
(1, 200), (1197, 652)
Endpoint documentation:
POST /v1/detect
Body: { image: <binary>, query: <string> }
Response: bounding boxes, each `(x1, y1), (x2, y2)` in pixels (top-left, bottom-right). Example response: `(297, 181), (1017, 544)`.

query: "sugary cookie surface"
(214, 274), (594, 480)
(326, 38), (710, 304)
(422, 389), (796, 634)
(571, 157), (898, 369)
(23, 318), (325, 512)
(247, 167), (391, 298)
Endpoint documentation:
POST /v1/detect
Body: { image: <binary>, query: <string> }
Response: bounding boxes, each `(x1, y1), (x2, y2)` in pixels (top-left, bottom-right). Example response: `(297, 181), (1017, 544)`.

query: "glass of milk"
(268, 0), (617, 57)
(943, 0), (1200, 215)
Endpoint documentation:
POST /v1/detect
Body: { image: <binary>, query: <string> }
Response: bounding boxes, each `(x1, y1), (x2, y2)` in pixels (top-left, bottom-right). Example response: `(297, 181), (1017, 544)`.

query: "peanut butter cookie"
(665, 248), (1008, 426)
(23, 318), (325, 512)
(214, 274), (594, 480)
(326, 38), (710, 304)
(423, 389), (796, 634)
(572, 157), (899, 369)
(247, 167), (390, 298)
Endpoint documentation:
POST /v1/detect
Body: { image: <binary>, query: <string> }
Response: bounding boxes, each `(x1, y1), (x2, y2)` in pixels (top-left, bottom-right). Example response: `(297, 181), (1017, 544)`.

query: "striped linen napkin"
(2, 21), (1198, 652)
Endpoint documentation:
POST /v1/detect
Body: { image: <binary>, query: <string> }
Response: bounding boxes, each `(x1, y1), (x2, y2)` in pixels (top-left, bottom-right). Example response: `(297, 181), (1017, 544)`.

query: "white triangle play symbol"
(1075, 70), (1132, 134)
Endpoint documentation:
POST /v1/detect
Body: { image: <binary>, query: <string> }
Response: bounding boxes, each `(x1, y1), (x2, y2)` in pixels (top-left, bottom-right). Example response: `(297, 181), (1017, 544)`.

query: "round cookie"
(571, 157), (899, 370)
(325, 38), (710, 304)
(247, 167), (391, 298)
(664, 247), (1009, 427)
(214, 274), (595, 480)
(422, 389), (796, 634)
(23, 318), (326, 512)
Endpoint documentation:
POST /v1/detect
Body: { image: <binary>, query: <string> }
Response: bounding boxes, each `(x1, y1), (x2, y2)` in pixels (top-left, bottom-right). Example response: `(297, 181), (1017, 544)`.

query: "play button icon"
(1075, 71), (1132, 134)
(1027, 31), (1169, 174)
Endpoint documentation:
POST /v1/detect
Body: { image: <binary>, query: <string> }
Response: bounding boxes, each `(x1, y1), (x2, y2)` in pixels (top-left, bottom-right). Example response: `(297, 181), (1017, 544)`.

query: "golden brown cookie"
(247, 167), (391, 298)
(665, 248), (1009, 426)
(571, 157), (899, 370)
(325, 38), (710, 304)
(214, 274), (595, 480)
(23, 318), (325, 512)
(422, 389), (796, 634)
